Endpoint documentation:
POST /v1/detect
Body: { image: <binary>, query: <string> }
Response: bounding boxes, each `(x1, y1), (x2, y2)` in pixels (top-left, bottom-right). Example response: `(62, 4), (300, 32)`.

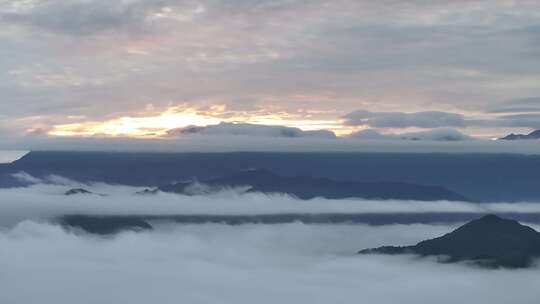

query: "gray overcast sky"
(1, 0), (540, 140)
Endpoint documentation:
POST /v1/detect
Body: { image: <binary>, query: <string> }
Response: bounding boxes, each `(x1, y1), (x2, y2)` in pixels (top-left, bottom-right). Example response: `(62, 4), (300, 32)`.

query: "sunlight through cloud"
(48, 106), (346, 138)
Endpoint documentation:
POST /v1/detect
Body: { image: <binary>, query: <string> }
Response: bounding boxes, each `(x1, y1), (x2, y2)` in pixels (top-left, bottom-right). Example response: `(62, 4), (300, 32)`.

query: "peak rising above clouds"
(361, 214), (540, 268)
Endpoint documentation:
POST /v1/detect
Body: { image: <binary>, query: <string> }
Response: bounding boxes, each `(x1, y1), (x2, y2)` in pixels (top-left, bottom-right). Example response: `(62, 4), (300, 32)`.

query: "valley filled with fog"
(3, 221), (540, 304)
(6, 176), (540, 225)
(1, 178), (540, 303)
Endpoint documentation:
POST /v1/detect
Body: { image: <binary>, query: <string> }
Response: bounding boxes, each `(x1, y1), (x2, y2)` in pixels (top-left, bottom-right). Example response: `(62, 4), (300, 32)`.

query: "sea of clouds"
(3, 177), (540, 226)
(1, 179), (540, 303)
(2, 221), (540, 304)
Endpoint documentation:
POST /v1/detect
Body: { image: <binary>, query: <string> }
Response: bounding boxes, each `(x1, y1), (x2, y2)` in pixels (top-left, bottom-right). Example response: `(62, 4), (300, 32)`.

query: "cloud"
(488, 97), (540, 114)
(1, 0), (540, 140)
(0, 0), (204, 36)
(465, 114), (540, 130)
(343, 110), (467, 128)
(6, 133), (540, 154)
(0, 178), (540, 303)
(344, 109), (540, 131)
(349, 128), (472, 141)
(167, 122), (337, 139)
(10, 172), (43, 185)
(4, 180), (540, 227)
(11, 172), (80, 187)
(496, 114), (540, 129)
(0, 218), (539, 303)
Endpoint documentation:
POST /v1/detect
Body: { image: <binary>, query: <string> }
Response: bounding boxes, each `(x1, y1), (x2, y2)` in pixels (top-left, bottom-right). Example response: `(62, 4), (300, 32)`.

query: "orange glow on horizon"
(47, 106), (353, 138)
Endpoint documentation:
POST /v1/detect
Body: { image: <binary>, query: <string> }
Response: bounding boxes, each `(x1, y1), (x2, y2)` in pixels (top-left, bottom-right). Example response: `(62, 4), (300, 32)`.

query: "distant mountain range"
(4, 151), (540, 201)
(149, 169), (469, 201)
(500, 129), (540, 140)
(359, 214), (540, 268)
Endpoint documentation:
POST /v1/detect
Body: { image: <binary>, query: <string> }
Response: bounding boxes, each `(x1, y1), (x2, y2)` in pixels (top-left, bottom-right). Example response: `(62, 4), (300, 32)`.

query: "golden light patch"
(49, 108), (222, 138)
(48, 106), (352, 138)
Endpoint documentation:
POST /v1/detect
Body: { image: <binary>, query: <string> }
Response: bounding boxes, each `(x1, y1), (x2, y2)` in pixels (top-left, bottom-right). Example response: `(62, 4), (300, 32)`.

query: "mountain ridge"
(500, 129), (540, 140)
(4, 151), (540, 201)
(152, 169), (469, 201)
(359, 214), (540, 268)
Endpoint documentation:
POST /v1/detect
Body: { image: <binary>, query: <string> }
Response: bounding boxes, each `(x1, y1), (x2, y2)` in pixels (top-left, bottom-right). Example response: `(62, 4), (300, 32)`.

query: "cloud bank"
(1, 220), (540, 304)
(5, 134), (540, 154)
(344, 111), (467, 129)
(344, 109), (540, 131)
(0, 179), (539, 303)
(2, 180), (540, 227)
(167, 122), (337, 138)
(488, 98), (540, 114)
(349, 128), (472, 141)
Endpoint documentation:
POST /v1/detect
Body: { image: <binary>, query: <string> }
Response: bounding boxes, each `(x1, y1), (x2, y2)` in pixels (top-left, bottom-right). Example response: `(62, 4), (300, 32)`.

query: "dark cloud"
(167, 122), (337, 139)
(496, 114), (540, 129)
(344, 108), (540, 130)
(343, 110), (467, 128)
(349, 128), (472, 141)
(0, 0), (200, 36)
(488, 98), (540, 114)
(490, 107), (540, 114)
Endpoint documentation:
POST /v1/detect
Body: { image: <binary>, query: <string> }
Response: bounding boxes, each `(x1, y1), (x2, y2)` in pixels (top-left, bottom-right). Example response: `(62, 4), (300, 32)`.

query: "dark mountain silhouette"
(64, 188), (106, 196)
(5, 151), (540, 201)
(500, 129), (540, 140)
(53, 213), (540, 235)
(154, 169), (469, 201)
(64, 188), (93, 195)
(59, 215), (153, 235)
(359, 214), (540, 268)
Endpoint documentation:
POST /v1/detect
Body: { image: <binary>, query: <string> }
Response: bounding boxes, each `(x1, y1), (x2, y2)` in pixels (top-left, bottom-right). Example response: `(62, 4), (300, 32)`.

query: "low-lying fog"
(2, 221), (540, 304)
(1, 176), (540, 303)
(3, 175), (540, 225)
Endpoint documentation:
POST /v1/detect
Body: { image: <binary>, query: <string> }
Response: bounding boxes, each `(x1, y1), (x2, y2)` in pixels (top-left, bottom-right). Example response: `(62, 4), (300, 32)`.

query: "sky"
(1, 0), (540, 143)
